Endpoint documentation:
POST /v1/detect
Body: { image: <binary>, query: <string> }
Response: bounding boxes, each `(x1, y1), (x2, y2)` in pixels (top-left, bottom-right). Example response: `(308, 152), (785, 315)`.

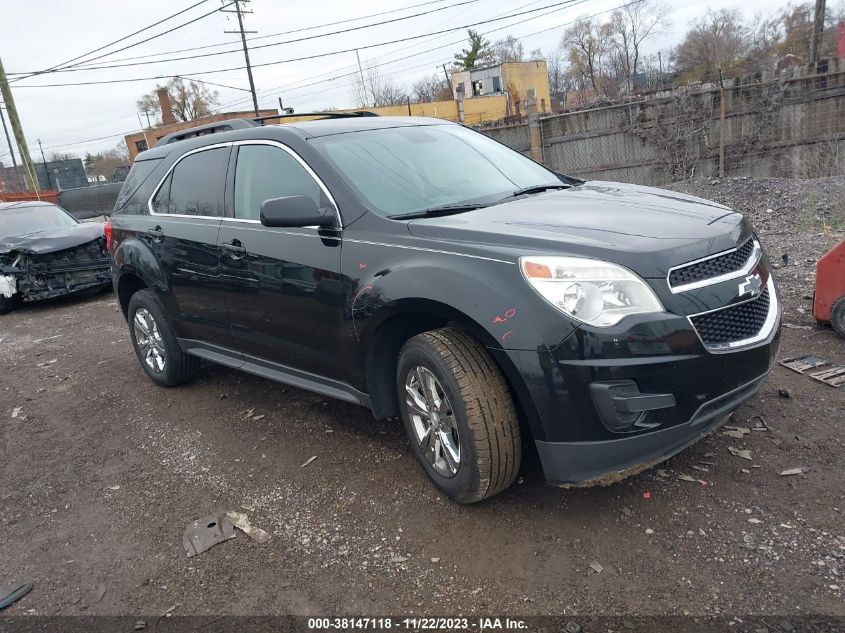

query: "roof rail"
(158, 119), (259, 145)
(158, 110), (379, 145)
(254, 110), (379, 123)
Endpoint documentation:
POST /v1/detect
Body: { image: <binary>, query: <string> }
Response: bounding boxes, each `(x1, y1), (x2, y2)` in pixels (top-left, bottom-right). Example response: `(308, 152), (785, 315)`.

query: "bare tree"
(48, 151), (77, 162)
(608, 1), (669, 82)
(410, 73), (451, 103)
(83, 142), (129, 181)
(672, 9), (750, 81)
(352, 63), (408, 107)
(546, 50), (567, 96)
(528, 48), (544, 61)
(561, 17), (612, 92)
(136, 77), (219, 123)
(490, 35), (525, 64)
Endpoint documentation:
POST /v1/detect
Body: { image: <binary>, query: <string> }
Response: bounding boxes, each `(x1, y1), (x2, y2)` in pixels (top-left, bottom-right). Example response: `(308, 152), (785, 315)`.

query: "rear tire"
(396, 327), (521, 503)
(0, 293), (22, 315)
(831, 296), (845, 340)
(127, 289), (198, 387)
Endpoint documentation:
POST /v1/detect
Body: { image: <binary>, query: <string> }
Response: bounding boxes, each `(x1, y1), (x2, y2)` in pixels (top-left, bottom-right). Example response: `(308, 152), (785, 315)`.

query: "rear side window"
(153, 147), (228, 217)
(233, 145), (323, 221)
(114, 158), (162, 212)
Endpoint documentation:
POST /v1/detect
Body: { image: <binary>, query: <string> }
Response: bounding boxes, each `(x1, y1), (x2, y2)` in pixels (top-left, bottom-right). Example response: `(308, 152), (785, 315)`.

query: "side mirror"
(259, 196), (335, 228)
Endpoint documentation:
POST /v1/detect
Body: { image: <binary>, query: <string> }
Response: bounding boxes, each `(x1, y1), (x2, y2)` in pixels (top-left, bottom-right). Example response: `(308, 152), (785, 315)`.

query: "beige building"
(451, 61), (550, 116)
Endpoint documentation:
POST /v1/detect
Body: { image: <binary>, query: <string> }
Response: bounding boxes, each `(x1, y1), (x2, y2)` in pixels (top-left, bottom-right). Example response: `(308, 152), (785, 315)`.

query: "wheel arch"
(363, 298), (541, 443)
(113, 236), (168, 319)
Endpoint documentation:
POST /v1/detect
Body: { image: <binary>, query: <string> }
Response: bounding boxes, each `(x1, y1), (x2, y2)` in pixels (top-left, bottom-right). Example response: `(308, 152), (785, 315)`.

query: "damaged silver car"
(0, 201), (111, 315)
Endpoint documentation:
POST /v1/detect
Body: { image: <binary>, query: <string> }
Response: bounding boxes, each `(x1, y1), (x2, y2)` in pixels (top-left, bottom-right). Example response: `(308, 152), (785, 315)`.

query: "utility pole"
(441, 63), (453, 94)
(355, 50), (374, 107)
(223, 0), (259, 116)
(0, 56), (39, 191)
(37, 139), (52, 190)
(810, 0), (826, 68)
(0, 105), (23, 191)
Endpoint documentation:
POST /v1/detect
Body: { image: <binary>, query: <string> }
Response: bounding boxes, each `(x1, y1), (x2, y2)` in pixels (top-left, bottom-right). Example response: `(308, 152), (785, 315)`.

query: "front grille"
(669, 239), (755, 288)
(690, 288), (770, 348)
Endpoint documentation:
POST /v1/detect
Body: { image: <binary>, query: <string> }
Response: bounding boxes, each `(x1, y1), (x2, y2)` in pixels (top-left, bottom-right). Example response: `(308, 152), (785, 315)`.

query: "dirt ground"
(1, 178), (844, 622)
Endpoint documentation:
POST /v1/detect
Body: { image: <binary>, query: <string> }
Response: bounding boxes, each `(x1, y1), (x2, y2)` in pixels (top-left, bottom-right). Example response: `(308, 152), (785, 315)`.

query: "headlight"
(520, 256), (664, 327)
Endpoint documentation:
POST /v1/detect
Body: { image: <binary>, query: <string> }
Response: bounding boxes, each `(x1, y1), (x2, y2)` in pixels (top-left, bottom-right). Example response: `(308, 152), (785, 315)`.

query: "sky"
(0, 0), (798, 163)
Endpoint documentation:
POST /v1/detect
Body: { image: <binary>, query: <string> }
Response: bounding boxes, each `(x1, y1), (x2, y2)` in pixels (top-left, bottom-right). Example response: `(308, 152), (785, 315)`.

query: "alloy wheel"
(133, 308), (166, 373)
(404, 365), (461, 477)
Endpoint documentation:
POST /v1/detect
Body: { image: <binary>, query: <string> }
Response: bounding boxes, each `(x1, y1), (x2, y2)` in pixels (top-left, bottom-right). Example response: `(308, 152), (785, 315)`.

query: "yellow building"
(451, 61), (550, 116)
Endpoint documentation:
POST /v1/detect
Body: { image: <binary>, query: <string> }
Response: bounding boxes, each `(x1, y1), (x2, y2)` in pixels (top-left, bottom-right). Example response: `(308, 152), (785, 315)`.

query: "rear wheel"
(396, 327), (521, 503)
(832, 296), (845, 340)
(127, 289), (198, 387)
(0, 293), (22, 315)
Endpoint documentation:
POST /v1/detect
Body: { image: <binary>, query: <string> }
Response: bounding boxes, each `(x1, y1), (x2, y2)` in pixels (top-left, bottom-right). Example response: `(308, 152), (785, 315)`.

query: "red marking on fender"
(501, 330), (514, 342)
(359, 262), (367, 269)
(493, 308), (517, 324)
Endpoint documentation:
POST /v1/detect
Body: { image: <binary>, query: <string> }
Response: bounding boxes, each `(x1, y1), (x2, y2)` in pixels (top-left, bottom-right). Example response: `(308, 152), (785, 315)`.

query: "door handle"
(220, 240), (246, 257)
(147, 226), (164, 241)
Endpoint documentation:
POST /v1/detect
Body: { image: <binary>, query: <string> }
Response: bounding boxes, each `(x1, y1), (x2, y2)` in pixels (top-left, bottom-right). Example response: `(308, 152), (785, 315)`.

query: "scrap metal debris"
(0, 582), (32, 610)
(301, 456), (318, 468)
(728, 447), (753, 460)
(589, 561), (604, 574)
(182, 513), (237, 558)
(780, 355), (829, 373)
(225, 511), (271, 544)
(722, 426), (751, 439)
(779, 467), (810, 476)
(11, 407), (22, 419)
(810, 366), (845, 388)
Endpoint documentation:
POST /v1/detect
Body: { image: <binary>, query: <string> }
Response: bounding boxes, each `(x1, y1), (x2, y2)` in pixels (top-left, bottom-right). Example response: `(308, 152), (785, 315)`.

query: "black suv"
(109, 116), (781, 503)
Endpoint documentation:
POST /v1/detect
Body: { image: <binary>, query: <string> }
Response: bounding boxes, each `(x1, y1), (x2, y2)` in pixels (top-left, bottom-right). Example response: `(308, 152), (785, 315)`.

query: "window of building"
(152, 147), (227, 217)
(526, 87), (536, 101)
(135, 139), (148, 153)
(492, 76), (501, 92)
(472, 80), (483, 96)
(234, 145), (323, 221)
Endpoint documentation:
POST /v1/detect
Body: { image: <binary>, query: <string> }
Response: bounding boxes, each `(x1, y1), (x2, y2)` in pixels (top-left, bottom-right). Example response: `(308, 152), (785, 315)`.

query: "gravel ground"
(0, 177), (843, 622)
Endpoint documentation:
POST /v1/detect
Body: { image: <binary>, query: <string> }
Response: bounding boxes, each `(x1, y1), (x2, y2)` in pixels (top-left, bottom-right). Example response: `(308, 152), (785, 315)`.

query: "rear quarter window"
(113, 158), (162, 214)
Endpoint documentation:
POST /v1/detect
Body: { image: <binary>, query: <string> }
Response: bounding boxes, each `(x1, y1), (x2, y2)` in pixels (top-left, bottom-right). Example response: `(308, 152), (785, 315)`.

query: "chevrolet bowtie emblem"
(738, 273), (763, 298)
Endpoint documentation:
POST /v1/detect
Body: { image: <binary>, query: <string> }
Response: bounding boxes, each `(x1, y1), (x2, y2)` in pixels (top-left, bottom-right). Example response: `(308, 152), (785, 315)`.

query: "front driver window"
(234, 145), (324, 221)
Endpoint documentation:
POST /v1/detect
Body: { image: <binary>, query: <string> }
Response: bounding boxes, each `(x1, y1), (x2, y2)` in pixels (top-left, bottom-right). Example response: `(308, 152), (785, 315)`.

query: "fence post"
(719, 69), (726, 178)
(527, 100), (542, 163)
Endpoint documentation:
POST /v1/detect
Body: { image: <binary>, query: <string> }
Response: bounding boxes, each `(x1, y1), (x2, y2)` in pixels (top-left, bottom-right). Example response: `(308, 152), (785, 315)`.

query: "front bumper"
(496, 277), (781, 487)
(536, 374), (767, 486)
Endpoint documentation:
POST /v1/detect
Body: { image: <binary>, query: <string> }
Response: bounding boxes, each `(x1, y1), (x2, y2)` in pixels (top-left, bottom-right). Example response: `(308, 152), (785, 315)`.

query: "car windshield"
(311, 124), (563, 217)
(0, 204), (78, 239)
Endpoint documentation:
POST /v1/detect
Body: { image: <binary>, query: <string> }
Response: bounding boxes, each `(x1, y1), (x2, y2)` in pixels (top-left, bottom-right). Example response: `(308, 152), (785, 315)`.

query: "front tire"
(127, 289), (198, 387)
(832, 296), (845, 340)
(396, 328), (521, 503)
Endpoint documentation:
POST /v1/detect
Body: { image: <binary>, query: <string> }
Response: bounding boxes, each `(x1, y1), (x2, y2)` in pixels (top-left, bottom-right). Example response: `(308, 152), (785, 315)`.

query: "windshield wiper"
(388, 203), (489, 220)
(510, 184), (572, 197)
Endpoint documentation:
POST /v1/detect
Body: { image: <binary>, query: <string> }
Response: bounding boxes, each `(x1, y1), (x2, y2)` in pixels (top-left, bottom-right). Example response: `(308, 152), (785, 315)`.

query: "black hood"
(406, 181), (750, 278)
(0, 222), (105, 256)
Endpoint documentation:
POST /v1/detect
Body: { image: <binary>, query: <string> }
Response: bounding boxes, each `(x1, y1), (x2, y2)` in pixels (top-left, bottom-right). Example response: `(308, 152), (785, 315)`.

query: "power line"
(13, 0), (588, 88)
(11, 1), (235, 83)
(9, 0), (483, 76)
(10, 0), (213, 82)
(219, 0), (592, 109)
(64, 0), (463, 69)
(30, 0), (640, 154)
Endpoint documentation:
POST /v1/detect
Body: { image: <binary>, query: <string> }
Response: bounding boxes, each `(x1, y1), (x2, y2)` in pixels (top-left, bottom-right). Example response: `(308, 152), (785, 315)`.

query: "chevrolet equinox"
(108, 116), (782, 503)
